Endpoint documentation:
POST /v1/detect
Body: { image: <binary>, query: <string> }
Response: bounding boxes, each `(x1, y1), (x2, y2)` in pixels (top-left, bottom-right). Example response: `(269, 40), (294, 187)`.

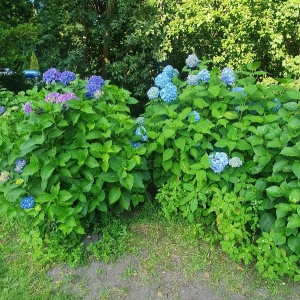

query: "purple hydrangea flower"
(232, 87), (245, 96)
(185, 54), (199, 68)
(56, 92), (79, 103)
(187, 74), (199, 86)
(188, 110), (201, 122)
(209, 152), (229, 173)
(228, 157), (243, 168)
(0, 106), (5, 115)
(15, 159), (26, 173)
(220, 67), (236, 86)
(160, 82), (178, 103)
(42, 68), (61, 84)
(135, 125), (148, 141)
(20, 196), (35, 209)
(23, 102), (33, 114)
(154, 73), (171, 89)
(147, 87), (160, 100)
(45, 92), (60, 102)
(60, 71), (76, 85)
(197, 69), (210, 83)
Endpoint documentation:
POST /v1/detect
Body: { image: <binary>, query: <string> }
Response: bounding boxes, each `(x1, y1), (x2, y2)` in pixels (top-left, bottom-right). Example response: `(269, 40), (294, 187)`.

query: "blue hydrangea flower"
(147, 87), (160, 100)
(273, 98), (281, 112)
(185, 54), (199, 68)
(209, 152), (229, 173)
(220, 67), (236, 85)
(232, 87), (245, 96)
(60, 71), (76, 85)
(15, 159), (26, 173)
(131, 141), (142, 149)
(135, 125), (148, 141)
(42, 68), (61, 84)
(160, 83), (178, 103)
(23, 102), (33, 114)
(0, 106), (5, 115)
(136, 117), (144, 125)
(154, 73), (171, 88)
(228, 157), (243, 168)
(85, 75), (105, 98)
(188, 110), (201, 122)
(197, 69), (210, 83)
(162, 65), (174, 77)
(187, 74), (199, 86)
(20, 196), (35, 209)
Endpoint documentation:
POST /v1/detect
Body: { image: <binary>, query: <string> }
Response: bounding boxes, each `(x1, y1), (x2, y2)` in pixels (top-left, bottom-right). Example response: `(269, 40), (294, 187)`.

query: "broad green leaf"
(40, 164), (55, 181)
(286, 89), (300, 100)
(259, 212), (275, 231)
(108, 187), (121, 204)
(236, 140), (251, 150)
(287, 214), (300, 229)
(180, 159), (190, 173)
(163, 148), (174, 161)
(163, 128), (175, 139)
(171, 162), (181, 176)
(280, 147), (300, 157)
(120, 194), (131, 210)
(36, 193), (54, 204)
(292, 161), (300, 179)
(162, 159), (172, 171)
(288, 236), (300, 254)
(85, 156), (100, 168)
(120, 174), (134, 190)
(289, 190), (300, 203)
(132, 173), (144, 189)
(266, 186), (283, 197)
(175, 138), (186, 151)
(283, 102), (298, 111)
(99, 171), (118, 182)
(272, 232), (286, 246)
(22, 156), (40, 176)
(276, 203), (293, 218)
(190, 198), (198, 213)
(208, 85), (220, 97)
(200, 153), (211, 168)
(273, 159), (289, 173)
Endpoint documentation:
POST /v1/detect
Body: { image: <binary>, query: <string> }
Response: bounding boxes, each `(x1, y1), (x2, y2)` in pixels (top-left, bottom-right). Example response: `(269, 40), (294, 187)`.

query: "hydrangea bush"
(0, 70), (150, 240)
(142, 55), (300, 281)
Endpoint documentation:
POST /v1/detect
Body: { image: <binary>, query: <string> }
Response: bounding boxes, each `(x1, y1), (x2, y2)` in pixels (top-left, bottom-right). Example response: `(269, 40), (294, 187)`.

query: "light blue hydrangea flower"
(160, 83), (178, 103)
(136, 117), (144, 125)
(162, 65), (179, 78)
(228, 157), (243, 167)
(273, 98), (281, 112)
(154, 73), (171, 88)
(209, 152), (229, 173)
(232, 87), (245, 96)
(185, 54), (199, 68)
(220, 67), (236, 86)
(147, 87), (160, 100)
(188, 110), (201, 122)
(20, 196), (35, 209)
(197, 69), (210, 83)
(135, 125), (148, 141)
(15, 159), (26, 173)
(131, 141), (142, 149)
(187, 74), (199, 86)
(0, 106), (5, 115)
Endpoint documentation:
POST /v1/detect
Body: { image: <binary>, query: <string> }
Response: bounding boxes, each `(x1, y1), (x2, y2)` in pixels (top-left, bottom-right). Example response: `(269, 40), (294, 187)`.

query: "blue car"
(23, 70), (40, 78)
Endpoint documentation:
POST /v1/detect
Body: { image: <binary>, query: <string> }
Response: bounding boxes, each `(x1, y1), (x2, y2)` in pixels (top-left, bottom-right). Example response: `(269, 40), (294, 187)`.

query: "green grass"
(1, 201), (300, 300)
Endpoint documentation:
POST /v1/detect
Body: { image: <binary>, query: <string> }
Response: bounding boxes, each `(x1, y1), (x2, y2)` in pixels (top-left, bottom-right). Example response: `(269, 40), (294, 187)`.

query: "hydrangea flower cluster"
(209, 152), (229, 173)
(160, 83), (178, 103)
(147, 87), (160, 100)
(185, 54), (199, 68)
(162, 65), (179, 77)
(16, 178), (24, 185)
(94, 90), (104, 99)
(187, 74), (199, 86)
(136, 116), (144, 125)
(131, 141), (143, 149)
(20, 196), (35, 209)
(45, 92), (78, 103)
(232, 87), (245, 96)
(197, 69), (210, 83)
(15, 159), (26, 173)
(135, 125), (148, 141)
(0, 171), (9, 183)
(154, 73), (171, 89)
(60, 71), (76, 85)
(0, 106), (5, 114)
(85, 75), (105, 98)
(228, 157), (243, 168)
(188, 110), (201, 122)
(23, 102), (33, 114)
(273, 98), (281, 112)
(42, 68), (61, 84)
(220, 67), (236, 86)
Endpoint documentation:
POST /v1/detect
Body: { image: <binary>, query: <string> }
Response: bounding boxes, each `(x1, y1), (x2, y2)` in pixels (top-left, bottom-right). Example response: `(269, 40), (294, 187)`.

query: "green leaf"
(286, 89), (300, 100)
(190, 198), (198, 213)
(85, 156), (100, 168)
(180, 159), (190, 173)
(22, 156), (40, 176)
(163, 128), (175, 139)
(236, 140), (251, 150)
(162, 159), (172, 172)
(58, 190), (73, 203)
(174, 138), (186, 151)
(288, 236), (300, 254)
(283, 102), (298, 111)
(247, 61), (261, 71)
(276, 203), (293, 218)
(132, 173), (144, 189)
(289, 190), (300, 203)
(40, 164), (55, 181)
(171, 162), (181, 176)
(200, 153), (211, 168)
(120, 194), (131, 210)
(287, 214), (300, 229)
(266, 186), (283, 197)
(108, 187), (121, 204)
(36, 193), (54, 204)
(259, 212), (275, 231)
(120, 174), (134, 190)
(280, 147), (300, 157)
(273, 159), (289, 173)
(99, 171), (118, 182)
(272, 232), (286, 246)
(224, 111), (239, 120)
(208, 85), (220, 97)
(163, 148), (174, 161)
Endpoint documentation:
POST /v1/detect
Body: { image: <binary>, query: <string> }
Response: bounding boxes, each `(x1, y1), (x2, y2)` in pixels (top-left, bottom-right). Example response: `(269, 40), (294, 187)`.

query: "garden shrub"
(0, 70), (150, 241)
(142, 56), (300, 281)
